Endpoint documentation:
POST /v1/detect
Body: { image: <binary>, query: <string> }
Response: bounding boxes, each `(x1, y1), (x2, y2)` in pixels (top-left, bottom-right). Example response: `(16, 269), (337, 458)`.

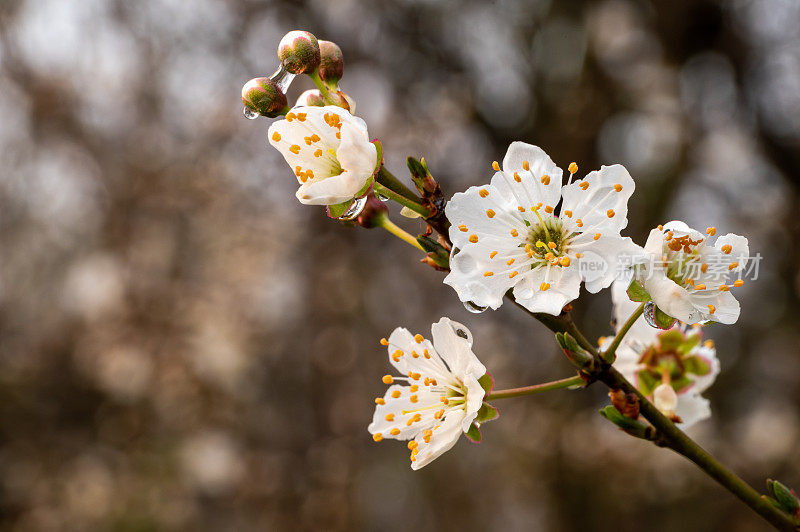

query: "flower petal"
(430, 318), (486, 378)
(675, 394), (711, 429)
(501, 142), (563, 209)
(511, 264), (581, 315)
(575, 235), (645, 293)
(561, 164), (635, 236)
(410, 411), (465, 470)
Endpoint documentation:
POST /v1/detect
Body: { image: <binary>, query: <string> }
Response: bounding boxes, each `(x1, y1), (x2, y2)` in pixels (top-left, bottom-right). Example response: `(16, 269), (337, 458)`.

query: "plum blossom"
(634, 221), (749, 325)
(608, 281), (720, 428)
(268, 105), (378, 205)
(368, 318), (488, 470)
(444, 142), (642, 315)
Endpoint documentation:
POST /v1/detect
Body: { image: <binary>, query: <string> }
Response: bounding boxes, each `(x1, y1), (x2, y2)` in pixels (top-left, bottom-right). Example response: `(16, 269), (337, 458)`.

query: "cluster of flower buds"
(241, 30), (351, 119)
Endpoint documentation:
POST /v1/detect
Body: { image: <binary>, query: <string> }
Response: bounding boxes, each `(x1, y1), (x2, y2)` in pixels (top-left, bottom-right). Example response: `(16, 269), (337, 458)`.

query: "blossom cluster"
(243, 30), (753, 470)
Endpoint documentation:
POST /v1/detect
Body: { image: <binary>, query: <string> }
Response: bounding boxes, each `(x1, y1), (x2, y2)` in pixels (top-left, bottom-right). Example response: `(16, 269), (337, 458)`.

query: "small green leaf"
(658, 329), (685, 351)
(475, 402), (499, 424)
(326, 200), (353, 219)
(464, 423), (482, 443)
(478, 373), (495, 395)
(684, 355), (711, 376)
(653, 306), (677, 329)
(626, 280), (651, 302)
(768, 479), (800, 514)
(599, 405), (652, 439)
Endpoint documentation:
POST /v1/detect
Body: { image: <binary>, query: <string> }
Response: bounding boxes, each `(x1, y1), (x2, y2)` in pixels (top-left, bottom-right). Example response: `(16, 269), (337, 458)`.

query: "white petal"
(410, 411), (464, 470)
(368, 384), (440, 440)
(714, 233), (749, 276)
(576, 235), (645, 293)
(500, 142), (563, 209)
(461, 373), (486, 431)
(511, 264), (581, 315)
(430, 318), (486, 378)
(561, 164), (635, 236)
(675, 394), (711, 429)
(444, 246), (520, 310)
(446, 183), (526, 250)
(336, 122), (377, 182)
(690, 289), (740, 325)
(687, 344), (720, 395)
(643, 275), (700, 324)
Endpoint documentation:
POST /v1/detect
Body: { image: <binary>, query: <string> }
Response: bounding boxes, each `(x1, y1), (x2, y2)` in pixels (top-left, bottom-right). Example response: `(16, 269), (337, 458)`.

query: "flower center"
(634, 330), (711, 396)
(521, 215), (574, 267)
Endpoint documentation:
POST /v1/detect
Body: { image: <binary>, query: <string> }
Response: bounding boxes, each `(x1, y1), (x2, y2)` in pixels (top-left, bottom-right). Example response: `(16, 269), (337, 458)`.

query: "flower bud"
(296, 89), (326, 107)
(278, 30), (321, 74)
(653, 383), (678, 416)
(318, 40), (344, 88)
(241, 77), (288, 117)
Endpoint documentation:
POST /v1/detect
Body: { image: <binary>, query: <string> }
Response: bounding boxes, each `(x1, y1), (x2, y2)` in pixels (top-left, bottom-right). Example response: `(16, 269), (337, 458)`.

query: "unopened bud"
(653, 383), (678, 416)
(357, 194), (389, 229)
(318, 40), (344, 88)
(296, 89), (326, 107)
(241, 77), (288, 117)
(278, 30), (321, 74)
(609, 389), (640, 419)
(295, 88), (356, 114)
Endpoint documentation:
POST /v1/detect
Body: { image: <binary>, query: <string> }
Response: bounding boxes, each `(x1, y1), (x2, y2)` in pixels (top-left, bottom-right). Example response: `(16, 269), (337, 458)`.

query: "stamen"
(289, 144), (301, 154)
(373, 433), (383, 442)
(607, 209), (615, 218)
(593, 233), (601, 240)
(510, 229), (518, 237)
(728, 262), (739, 270)
(380, 338), (389, 346)
(390, 428), (401, 435)
(544, 205), (554, 214)
(486, 209), (496, 218)
(541, 175), (550, 185)
(458, 224), (468, 232)
(492, 161), (500, 171)
(540, 282), (550, 291)
(614, 184), (622, 192)
(560, 257), (571, 267)
(385, 413), (394, 421)
(509, 271), (518, 278)
(469, 234), (479, 243)
(579, 181), (589, 190)
(707, 304), (716, 314)
(391, 390), (401, 398)
(733, 279), (744, 287)
(522, 160), (530, 171)
(706, 227), (716, 236)
(483, 272), (494, 277)
(489, 251), (498, 259)
(564, 210), (573, 218)
(514, 172), (522, 183)
(271, 132), (281, 142)
(414, 334), (424, 344)
(375, 398), (385, 405)
(694, 284), (706, 290)
(382, 375), (393, 384)
(507, 258), (516, 265)
(721, 245), (732, 254)
(568, 162), (578, 174)
(719, 285), (729, 291)
(410, 395), (419, 403)
(410, 385), (419, 392)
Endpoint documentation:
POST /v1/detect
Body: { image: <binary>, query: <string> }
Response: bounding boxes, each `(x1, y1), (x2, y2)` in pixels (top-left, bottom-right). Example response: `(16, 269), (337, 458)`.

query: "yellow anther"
(540, 282), (550, 291)
(522, 160), (530, 171)
(483, 271), (494, 277)
(434, 409), (445, 419)
(518, 206), (525, 212)
(706, 227), (716, 236)
(564, 210), (573, 218)
(393, 349), (403, 358)
(469, 234), (479, 243)
(410, 385), (419, 392)
(729, 262), (739, 270)
(579, 181), (589, 190)
(414, 334), (424, 344)
(410, 395), (419, 403)
(296, 112), (307, 122)
(560, 256), (571, 267)
(410, 372), (421, 380)
(568, 162), (578, 174)
(541, 174), (550, 185)
(408, 441), (418, 450)
(385, 413), (394, 422)
(479, 189), (489, 198)
(607, 209), (615, 218)
(614, 184), (622, 192)
(547, 242), (557, 249)
(576, 219), (583, 227)
(544, 252), (555, 261)
(286, 112), (296, 121)
(707, 304), (716, 314)
(593, 233), (601, 240)
(390, 428), (401, 435)
(721, 244), (732, 254)
(719, 285), (730, 291)
(733, 279), (744, 287)
(375, 398), (385, 405)
(575, 252), (584, 258)
(271, 132), (281, 142)
(507, 258), (515, 265)
(510, 229), (518, 237)
(544, 205), (554, 213)
(289, 144), (301, 154)
(492, 161), (500, 171)
(486, 209), (496, 218)
(701, 263), (709, 273)
(704, 340), (714, 348)
(382, 375), (393, 384)
(380, 338), (389, 346)
(411, 351), (419, 358)
(373, 433), (383, 442)
(514, 172), (522, 183)
(489, 251), (498, 259)
(694, 284), (706, 290)
(391, 390), (401, 398)
(509, 271), (518, 278)
(423, 350), (430, 359)
(657, 224), (663, 231)
(459, 224), (468, 232)
(314, 149), (322, 157)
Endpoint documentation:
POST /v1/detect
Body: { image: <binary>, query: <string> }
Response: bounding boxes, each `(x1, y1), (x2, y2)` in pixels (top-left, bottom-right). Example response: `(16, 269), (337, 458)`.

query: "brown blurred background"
(0, 0), (798, 530)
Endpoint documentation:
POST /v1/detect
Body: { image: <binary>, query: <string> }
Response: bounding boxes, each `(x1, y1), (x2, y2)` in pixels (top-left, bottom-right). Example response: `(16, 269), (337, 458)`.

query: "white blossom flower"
(368, 318), (488, 470)
(608, 281), (720, 428)
(268, 105), (378, 205)
(444, 142), (642, 315)
(635, 221), (749, 325)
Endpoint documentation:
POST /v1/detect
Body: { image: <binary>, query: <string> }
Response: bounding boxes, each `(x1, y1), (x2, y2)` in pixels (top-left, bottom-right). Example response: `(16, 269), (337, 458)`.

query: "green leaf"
(599, 405), (652, 439)
(683, 355), (711, 376)
(326, 200), (353, 219)
(637, 370), (659, 397)
(464, 423), (482, 443)
(475, 402), (499, 424)
(658, 329), (685, 351)
(478, 373), (495, 395)
(626, 280), (651, 302)
(653, 306), (677, 329)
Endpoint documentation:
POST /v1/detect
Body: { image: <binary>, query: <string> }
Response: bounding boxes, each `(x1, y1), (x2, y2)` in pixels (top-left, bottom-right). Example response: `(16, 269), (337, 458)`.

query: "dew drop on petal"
(269, 65), (297, 93)
(643, 301), (658, 328)
(243, 107), (259, 120)
(338, 196), (368, 220)
(463, 301), (488, 314)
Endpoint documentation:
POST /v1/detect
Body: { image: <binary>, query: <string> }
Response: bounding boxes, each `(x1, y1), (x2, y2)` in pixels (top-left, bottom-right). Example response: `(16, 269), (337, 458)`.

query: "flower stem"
(373, 182), (430, 218)
(601, 302), (645, 363)
(376, 215), (425, 251)
(487, 375), (584, 400)
(308, 70), (339, 106)
(375, 166), (424, 205)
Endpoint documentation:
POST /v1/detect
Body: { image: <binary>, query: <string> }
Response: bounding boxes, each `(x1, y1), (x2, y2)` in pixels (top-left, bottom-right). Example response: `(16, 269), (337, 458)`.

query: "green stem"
(375, 166), (423, 204)
(377, 215), (425, 251)
(487, 375), (584, 400)
(601, 302), (645, 363)
(373, 182), (430, 218)
(308, 70), (339, 105)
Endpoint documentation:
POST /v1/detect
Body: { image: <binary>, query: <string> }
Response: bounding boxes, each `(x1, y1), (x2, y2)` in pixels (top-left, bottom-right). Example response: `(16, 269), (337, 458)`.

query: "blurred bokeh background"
(0, 0), (798, 530)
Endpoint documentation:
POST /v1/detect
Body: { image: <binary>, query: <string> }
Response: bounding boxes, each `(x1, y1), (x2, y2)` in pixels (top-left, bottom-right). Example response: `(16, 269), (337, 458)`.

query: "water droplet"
(337, 196), (368, 220)
(269, 65), (297, 94)
(243, 107), (259, 120)
(643, 301), (658, 328)
(376, 193), (389, 202)
(463, 301), (488, 314)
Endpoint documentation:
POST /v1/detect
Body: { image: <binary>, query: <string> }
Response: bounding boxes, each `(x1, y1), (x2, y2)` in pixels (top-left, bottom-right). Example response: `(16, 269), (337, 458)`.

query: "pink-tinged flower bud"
(277, 30), (321, 74)
(318, 40), (344, 88)
(295, 89), (326, 107)
(242, 77), (287, 117)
